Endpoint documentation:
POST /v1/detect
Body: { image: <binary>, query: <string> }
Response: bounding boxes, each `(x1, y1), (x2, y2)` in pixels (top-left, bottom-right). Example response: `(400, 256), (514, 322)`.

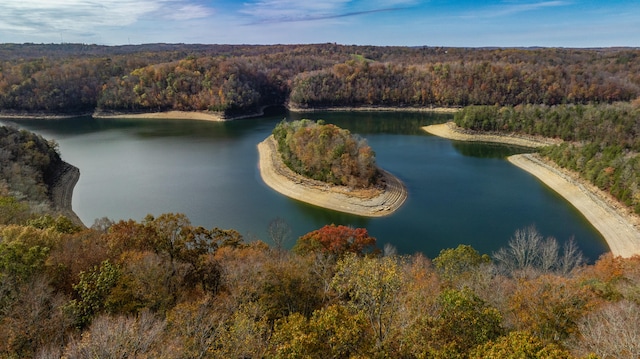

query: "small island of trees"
(272, 119), (380, 189)
(258, 119), (407, 216)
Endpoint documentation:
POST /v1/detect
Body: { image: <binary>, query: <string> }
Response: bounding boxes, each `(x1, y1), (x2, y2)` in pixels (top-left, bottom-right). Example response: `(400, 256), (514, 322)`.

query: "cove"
(3, 111), (609, 260)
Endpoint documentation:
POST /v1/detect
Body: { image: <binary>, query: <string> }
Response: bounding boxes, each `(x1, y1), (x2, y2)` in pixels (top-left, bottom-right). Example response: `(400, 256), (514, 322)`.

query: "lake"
(2, 111), (609, 260)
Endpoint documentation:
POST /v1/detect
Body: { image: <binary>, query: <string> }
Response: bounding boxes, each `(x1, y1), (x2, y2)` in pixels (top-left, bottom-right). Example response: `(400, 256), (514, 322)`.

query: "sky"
(0, 0), (638, 47)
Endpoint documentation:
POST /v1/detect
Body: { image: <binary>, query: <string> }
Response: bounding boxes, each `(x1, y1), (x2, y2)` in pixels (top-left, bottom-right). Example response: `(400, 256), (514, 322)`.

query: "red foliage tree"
(294, 224), (377, 256)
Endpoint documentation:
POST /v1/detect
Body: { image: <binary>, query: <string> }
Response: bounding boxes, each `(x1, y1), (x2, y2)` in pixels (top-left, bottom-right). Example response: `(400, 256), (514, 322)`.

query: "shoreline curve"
(422, 122), (560, 148)
(423, 122), (640, 258)
(257, 135), (407, 217)
(508, 154), (640, 258)
(49, 161), (85, 227)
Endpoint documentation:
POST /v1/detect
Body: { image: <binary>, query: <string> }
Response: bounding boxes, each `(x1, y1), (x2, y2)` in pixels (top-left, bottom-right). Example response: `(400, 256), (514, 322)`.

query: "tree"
(269, 304), (373, 358)
(572, 300), (640, 359)
(268, 216), (292, 251)
(493, 226), (585, 278)
(508, 274), (596, 342)
(61, 311), (165, 359)
(331, 254), (403, 349)
(470, 331), (573, 359)
(294, 224), (377, 257)
(67, 260), (121, 328)
(433, 244), (491, 285)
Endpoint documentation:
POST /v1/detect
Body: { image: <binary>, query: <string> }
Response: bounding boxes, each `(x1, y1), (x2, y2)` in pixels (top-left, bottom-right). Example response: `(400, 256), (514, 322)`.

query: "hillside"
(0, 125), (82, 225)
(1, 44), (638, 117)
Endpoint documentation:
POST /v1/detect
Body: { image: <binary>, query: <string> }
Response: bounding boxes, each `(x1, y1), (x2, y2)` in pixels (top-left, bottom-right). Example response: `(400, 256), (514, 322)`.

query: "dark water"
(2, 111), (609, 260)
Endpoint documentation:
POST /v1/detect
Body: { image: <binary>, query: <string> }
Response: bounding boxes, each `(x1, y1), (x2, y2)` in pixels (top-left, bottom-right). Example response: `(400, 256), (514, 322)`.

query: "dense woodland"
(1, 204), (640, 358)
(0, 126), (67, 222)
(272, 119), (380, 188)
(1, 44), (639, 116)
(454, 103), (640, 214)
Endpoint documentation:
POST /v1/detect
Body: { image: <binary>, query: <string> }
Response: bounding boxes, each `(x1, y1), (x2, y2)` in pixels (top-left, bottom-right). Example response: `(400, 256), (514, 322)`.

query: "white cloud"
(0, 0), (214, 36)
(241, 0), (351, 21)
(495, 1), (570, 16)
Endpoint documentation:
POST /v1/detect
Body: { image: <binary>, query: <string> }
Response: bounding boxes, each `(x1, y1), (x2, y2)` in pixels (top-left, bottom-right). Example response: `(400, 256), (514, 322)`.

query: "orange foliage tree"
(294, 224), (377, 257)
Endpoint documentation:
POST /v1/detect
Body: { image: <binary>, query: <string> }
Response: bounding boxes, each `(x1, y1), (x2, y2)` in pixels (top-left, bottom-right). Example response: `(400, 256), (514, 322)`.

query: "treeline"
(1, 205), (640, 358)
(453, 103), (640, 214)
(1, 43), (639, 116)
(0, 126), (63, 216)
(272, 120), (379, 188)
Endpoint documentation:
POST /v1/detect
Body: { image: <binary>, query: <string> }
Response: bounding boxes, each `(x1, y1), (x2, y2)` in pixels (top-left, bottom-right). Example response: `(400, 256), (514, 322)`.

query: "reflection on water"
(4, 111), (608, 260)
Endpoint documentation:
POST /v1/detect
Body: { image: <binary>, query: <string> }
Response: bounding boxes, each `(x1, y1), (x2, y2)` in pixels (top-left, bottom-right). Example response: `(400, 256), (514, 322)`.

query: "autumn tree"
(272, 119), (380, 188)
(269, 304), (373, 358)
(294, 224), (378, 257)
(433, 244), (492, 285)
(571, 300), (640, 358)
(470, 331), (573, 359)
(508, 274), (597, 343)
(331, 254), (403, 350)
(404, 288), (504, 358)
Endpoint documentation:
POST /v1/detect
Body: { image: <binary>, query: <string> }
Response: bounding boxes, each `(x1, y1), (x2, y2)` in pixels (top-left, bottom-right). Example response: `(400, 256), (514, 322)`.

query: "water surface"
(3, 111), (608, 260)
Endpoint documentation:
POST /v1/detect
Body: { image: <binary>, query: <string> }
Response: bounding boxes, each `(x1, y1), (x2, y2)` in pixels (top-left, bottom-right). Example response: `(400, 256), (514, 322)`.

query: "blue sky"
(0, 1), (638, 47)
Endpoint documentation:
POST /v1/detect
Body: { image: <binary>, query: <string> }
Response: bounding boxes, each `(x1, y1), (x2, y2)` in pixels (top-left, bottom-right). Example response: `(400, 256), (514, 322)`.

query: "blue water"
(3, 111), (608, 260)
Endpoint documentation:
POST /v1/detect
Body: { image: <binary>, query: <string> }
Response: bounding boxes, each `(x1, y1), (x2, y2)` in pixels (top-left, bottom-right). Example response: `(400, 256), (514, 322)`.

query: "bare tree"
(572, 300), (640, 358)
(268, 217), (291, 251)
(493, 225), (585, 278)
(62, 310), (165, 359)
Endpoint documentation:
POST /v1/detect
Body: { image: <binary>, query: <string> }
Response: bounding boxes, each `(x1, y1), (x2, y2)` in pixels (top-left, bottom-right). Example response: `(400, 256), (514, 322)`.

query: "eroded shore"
(423, 122), (640, 258)
(257, 135), (407, 217)
(92, 110), (226, 121)
(49, 161), (84, 227)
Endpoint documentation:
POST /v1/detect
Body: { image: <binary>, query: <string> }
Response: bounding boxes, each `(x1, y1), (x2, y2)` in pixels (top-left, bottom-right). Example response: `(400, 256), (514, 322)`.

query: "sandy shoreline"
(422, 122), (561, 148)
(423, 122), (640, 258)
(92, 110), (227, 122)
(509, 154), (640, 258)
(257, 135), (407, 217)
(289, 105), (460, 114)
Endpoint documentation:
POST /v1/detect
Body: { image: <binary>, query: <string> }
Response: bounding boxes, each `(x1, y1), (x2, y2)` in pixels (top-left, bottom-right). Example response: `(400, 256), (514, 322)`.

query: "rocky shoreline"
(49, 161), (84, 227)
(257, 135), (407, 217)
(423, 122), (640, 258)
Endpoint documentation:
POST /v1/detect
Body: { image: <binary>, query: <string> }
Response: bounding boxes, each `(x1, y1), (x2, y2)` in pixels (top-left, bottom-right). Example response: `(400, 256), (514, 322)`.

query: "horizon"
(0, 1), (638, 48)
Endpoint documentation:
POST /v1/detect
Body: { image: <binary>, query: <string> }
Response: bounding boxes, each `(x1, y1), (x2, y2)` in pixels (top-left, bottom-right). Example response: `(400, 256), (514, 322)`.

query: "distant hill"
(0, 43), (638, 117)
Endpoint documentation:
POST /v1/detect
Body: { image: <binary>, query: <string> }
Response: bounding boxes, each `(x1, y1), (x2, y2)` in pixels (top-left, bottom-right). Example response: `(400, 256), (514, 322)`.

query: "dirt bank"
(423, 122), (640, 258)
(509, 154), (640, 258)
(92, 110), (226, 122)
(49, 161), (84, 227)
(257, 136), (407, 217)
(422, 122), (560, 148)
(289, 105), (460, 114)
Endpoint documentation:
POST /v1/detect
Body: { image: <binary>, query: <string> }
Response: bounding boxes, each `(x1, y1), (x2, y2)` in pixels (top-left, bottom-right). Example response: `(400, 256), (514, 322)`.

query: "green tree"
(67, 259), (121, 328)
(331, 254), (403, 349)
(433, 244), (491, 285)
(470, 331), (573, 359)
(270, 304), (372, 359)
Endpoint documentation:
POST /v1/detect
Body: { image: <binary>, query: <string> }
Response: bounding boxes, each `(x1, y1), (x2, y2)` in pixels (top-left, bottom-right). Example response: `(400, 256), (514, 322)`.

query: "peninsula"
(423, 122), (640, 258)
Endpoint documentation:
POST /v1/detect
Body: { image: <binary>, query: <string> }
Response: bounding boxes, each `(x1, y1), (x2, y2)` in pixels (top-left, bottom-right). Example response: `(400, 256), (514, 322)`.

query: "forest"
(272, 119), (379, 188)
(1, 201), (640, 358)
(1, 44), (639, 116)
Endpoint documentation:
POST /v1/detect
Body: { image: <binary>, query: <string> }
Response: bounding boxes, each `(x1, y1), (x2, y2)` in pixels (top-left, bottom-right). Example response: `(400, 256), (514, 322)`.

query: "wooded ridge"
(1, 43), (638, 116)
